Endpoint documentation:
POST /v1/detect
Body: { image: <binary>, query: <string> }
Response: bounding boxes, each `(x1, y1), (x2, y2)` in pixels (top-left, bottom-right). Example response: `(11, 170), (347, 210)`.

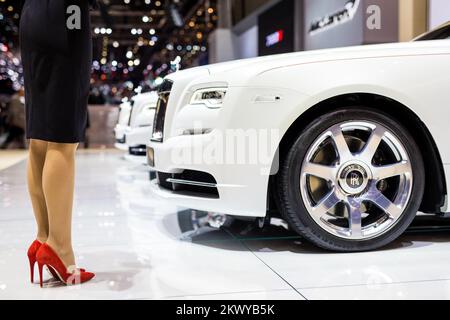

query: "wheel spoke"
(330, 127), (352, 163)
(311, 189), (341, 218)
(367, 189), (402, 219)
(372, 161), (411, 180)
(359, 126), (385, 163)
(303, 162), (337, 182)
(348, 202), (362, 237)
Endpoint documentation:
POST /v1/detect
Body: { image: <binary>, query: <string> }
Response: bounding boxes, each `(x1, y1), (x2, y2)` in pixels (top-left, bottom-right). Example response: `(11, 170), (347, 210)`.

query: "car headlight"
(190, 88), (227, 108)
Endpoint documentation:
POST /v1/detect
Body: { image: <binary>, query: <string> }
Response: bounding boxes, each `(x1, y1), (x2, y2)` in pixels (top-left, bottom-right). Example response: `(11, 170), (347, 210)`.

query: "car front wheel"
(276, 107), (425, 251)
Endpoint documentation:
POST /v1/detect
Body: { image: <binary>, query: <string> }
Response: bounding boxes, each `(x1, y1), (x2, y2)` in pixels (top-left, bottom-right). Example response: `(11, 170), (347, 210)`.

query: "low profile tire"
(276, 107), (425, 252)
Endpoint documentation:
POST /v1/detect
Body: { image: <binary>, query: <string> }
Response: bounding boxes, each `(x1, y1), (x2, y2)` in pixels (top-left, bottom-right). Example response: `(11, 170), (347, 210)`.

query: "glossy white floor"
(2, 149), (450, 300)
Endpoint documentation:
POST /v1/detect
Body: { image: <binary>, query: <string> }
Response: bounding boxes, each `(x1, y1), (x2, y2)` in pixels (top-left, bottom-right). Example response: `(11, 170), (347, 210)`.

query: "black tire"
(276, 107), (425, 252)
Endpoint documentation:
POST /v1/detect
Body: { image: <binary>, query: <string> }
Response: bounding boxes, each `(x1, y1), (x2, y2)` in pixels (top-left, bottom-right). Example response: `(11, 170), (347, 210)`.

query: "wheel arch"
(269, 93), (447, 215)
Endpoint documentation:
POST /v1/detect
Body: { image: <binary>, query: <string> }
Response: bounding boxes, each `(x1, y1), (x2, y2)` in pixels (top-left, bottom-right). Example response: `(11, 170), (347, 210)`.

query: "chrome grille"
(151, 80), (173, 142)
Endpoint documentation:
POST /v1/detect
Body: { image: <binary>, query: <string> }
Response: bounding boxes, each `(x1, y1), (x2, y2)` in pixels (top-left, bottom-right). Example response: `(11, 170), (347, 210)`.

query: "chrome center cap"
(338, 161), (372, 195)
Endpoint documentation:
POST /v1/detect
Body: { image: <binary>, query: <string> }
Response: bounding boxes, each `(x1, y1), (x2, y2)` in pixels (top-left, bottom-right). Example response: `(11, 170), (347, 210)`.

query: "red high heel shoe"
(36, 244), (95, 287)
(27, 240), (42, 283)
(28, 240), (85, 283)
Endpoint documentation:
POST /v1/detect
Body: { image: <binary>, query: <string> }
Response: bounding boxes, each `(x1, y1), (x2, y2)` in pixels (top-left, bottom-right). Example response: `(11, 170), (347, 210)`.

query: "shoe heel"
(29, 256), (36, 283)
(38, 263), (44, 288)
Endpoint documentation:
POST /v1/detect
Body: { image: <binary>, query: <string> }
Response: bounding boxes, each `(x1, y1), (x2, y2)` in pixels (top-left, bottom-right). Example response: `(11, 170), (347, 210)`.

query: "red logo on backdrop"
(265, 30), (284, 47)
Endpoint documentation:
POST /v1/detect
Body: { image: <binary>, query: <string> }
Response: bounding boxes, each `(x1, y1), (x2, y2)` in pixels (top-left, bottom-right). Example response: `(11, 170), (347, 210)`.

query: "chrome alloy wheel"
(300, 121), (413, 240)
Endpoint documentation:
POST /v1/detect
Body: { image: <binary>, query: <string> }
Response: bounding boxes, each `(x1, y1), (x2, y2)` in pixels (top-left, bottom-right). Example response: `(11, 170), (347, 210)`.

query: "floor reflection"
(2, 150), (450, 299)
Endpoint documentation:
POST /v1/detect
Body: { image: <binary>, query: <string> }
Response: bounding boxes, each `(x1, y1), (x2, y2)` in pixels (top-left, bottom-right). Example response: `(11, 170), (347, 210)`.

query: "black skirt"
(20, 0), (94, 143)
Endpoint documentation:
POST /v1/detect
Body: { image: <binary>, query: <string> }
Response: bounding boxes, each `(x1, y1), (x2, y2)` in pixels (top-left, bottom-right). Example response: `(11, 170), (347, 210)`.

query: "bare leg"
(43, 142), (79, 269)
(27, 139), (49, 243)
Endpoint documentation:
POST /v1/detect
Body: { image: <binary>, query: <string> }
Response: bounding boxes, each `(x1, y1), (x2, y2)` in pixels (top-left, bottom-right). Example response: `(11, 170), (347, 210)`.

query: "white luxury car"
(147, 23), (450, 251)
(114, 91), (158, 163)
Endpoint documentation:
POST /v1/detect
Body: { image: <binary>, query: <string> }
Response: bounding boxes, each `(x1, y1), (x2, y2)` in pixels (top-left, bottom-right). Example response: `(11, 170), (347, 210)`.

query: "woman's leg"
(42, 142), (79, 269)
(27, 139), (49, 243)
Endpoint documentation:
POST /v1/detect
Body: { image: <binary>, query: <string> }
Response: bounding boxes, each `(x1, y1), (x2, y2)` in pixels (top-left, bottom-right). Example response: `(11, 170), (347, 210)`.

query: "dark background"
(258, 0), (294, 56)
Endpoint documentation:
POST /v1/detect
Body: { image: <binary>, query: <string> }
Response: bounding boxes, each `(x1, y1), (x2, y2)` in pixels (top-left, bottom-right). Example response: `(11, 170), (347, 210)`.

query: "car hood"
(166, 40), (450, 86)
(213, 41), (450, 75)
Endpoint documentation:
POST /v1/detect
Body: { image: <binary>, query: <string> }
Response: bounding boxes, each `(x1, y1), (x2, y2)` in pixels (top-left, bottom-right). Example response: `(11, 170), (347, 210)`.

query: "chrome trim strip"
(166, 178), (217, 188)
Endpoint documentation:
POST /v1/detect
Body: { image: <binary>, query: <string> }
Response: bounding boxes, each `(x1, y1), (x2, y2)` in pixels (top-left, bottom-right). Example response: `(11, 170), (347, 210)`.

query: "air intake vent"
(156, 170), (219, 198)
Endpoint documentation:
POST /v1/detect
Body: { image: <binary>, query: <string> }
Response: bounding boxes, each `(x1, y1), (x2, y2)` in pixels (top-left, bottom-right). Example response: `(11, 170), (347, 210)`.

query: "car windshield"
(415, 23), (450, 41)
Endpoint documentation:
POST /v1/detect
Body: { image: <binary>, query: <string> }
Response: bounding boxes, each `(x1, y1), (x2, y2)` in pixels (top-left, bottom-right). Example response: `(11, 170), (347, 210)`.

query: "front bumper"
(147, 133), (269, 218)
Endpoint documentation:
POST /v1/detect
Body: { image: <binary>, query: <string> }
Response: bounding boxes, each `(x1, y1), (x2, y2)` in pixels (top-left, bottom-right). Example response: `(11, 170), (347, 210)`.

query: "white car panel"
(114, 100), (132, 149)
(129, 91), (158, 128)
(126, 126), (153, 148)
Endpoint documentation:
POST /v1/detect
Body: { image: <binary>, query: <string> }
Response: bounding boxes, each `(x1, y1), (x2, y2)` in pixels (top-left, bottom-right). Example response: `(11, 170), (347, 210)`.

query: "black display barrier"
(0, 300), (448, 318)
(258, 0), (295, 56)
